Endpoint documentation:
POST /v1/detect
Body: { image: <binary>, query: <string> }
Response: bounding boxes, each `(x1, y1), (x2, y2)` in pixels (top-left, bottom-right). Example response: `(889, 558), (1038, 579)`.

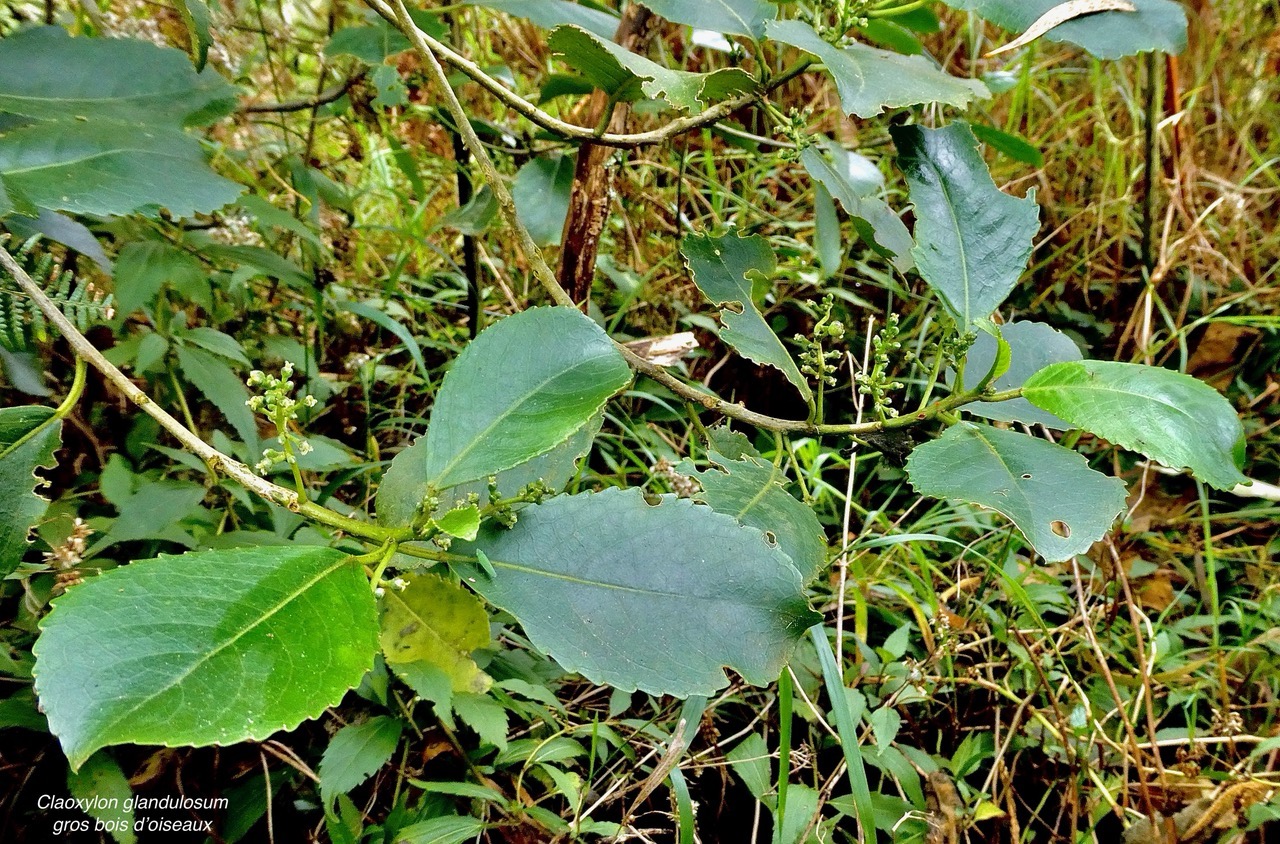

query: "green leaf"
(0, 27), (242, 218)
(682, 232), (812, 402)
(371, 64), (409, 110)
(512, 154), (575, 247)
(0, 27), (235, 125)
(766, 20), (988, 118)
(678, 453), (827, 583)
(473, 0), (620, 39)
(3, 207), (113, 272)
(958, 321), (1081, 429)
(969, 123), (1044, 167)
(319, 716), (404, 802)
(324, 10), (447, 63)
(814, 182), (842, 278)
(378, 415), (602, 528)
(179, 326), (252, 366)
(891, 122), (1040, 327)
(176, 344), (261, 454)
(68, 753), (137, 844)
(112, 242), (207, 318)
(906, 422), (1128, 561)
(89, 479), (206, 552)
(393, 815), (487, 844)
(459, 488), (821, 697)
(800, 140), (913, 272)
(549, 25), (755, 113)
(380, 574), (492, 695)
(420, 307), (630, 492)
(434, 504), (481, 541)
(1022, 361), (1249, 490)
(0, 123), (243, 219)
(335, 299), (430, 385)
(939, 0), (1187, 59)
(0, 406), (61, 578)
(726, 734), (770, 799)
(34, 546), (378, 769)
(452, 692), (509, 750)
(637, 0), (776, 39)
(177, 0), (214, 70)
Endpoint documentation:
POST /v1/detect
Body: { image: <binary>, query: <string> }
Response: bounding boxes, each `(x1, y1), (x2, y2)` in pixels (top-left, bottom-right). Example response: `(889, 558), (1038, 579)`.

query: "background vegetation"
(1, 0), (1278, 842)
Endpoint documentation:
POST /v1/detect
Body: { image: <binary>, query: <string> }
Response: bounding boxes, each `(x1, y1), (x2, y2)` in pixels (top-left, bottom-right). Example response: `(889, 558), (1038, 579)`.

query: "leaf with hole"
(1022, 360), (1248, 490)
(458, 488), (821, 697)
(766, 20), (988, 118)
(549, 25), (755, 113)
(892, 122), (1039, 327)
(683, 232), (812, 402)
(906, 422), (1128, 560)
(678, 453), (827, 582)
(417, 307), (630, 493)
(33, 546), (378, 769)
(0, 406), (61, 578)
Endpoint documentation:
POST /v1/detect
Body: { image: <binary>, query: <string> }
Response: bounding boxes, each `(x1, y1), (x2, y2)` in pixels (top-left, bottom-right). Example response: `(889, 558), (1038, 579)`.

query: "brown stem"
(557, 5), (656, 305)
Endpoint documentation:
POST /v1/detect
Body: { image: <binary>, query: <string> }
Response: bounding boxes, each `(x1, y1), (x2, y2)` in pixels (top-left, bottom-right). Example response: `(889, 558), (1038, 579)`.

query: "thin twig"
(240, 76), (360, 113)
(0, 244), (417, 545)
(365, 0), (811, 149)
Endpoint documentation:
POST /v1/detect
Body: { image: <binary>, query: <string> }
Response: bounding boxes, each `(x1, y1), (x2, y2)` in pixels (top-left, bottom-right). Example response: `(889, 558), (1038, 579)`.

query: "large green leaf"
(0, 27), (241, 218)
(34, 546), (378, 769)
(473, 0), (620, 39)
(683, 232), (812, 402)
(0, 123), (242, 219)
(800, 140), (913, 273)
(678, 453), (828, 583)
(939, 0), (1187, 59)
(380, 574), (492, 694)
(1022, 361), (1249, 490)
(906, 422), (1128, 561)
(958, 321), (1082, 429)
(420, 307), (630, 493)
(639, 0), (775, 39)
(459, 488), (821, 697)
(548, 26), (755, 113)
(0, 27), (235, 125)
(378, 415), (601, 528)
(766, 21), (988, 118)
(512, 154), (575, 247)
(891, 123), (1040, 327)
(0, 406), (62, 578)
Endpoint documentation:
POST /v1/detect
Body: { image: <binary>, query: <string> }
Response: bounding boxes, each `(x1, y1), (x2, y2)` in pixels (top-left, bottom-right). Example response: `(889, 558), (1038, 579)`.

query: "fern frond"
(0, 234), (115, 352)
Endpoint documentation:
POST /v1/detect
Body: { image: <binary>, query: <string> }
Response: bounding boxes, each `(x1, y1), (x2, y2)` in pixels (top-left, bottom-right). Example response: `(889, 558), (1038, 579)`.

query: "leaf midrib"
(88, 552), (348, 751)
(427, 350), (620, 489)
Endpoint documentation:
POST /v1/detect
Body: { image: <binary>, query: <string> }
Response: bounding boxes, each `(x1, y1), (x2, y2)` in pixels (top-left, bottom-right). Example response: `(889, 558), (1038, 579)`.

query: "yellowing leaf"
(380, 574), (492, 694)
